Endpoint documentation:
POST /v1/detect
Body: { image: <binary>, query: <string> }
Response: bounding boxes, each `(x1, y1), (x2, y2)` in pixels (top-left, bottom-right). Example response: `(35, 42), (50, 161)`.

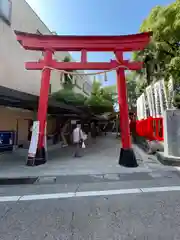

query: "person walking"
(73, 123), (84, 158)
(129, 112), (137, 143)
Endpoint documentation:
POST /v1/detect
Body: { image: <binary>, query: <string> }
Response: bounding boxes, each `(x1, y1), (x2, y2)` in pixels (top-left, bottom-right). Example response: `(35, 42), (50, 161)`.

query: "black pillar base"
(26, 157), (35, 166)
(119, 148), (138, 168)
(26, 147), (47, 166)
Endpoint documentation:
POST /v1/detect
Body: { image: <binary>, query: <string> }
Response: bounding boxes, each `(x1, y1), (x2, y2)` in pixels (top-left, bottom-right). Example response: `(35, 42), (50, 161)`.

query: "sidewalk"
(0, 134), (173, 178)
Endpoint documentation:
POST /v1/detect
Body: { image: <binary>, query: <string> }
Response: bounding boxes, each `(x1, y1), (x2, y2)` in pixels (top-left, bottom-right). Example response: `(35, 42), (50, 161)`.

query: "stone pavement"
(0, 134), (174, 178)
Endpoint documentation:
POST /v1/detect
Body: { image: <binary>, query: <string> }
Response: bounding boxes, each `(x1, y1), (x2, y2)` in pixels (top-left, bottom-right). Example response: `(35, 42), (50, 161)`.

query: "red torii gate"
(15, 30), (151, 167)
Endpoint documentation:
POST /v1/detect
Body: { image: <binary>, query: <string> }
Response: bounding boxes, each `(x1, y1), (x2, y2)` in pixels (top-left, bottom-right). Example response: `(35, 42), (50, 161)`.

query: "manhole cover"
(0, 178), (38, 185)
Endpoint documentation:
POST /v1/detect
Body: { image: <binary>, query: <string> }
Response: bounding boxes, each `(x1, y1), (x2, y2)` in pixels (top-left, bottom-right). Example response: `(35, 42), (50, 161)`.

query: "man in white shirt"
(73, 123), (84, 157)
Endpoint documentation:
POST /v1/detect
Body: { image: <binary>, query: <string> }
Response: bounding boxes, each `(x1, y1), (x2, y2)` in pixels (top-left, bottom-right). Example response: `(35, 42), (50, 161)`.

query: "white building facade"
(0, 0), (92, 96)
(0, 0), (92, 146)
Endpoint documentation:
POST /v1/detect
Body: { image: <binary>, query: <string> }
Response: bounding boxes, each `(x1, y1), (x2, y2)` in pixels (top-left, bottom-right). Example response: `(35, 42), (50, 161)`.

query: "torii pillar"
(115, 51), (137, 167)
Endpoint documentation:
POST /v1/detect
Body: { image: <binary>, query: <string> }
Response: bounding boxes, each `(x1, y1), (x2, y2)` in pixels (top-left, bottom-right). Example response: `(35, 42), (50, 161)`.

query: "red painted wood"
(81, 50), (87, 63)
(19, 41), (149, 52)
(37, 50), (53, 149)
(15, 31), (152, 52)
(14, 31), (152, 44)
(116, 51), (131, 149)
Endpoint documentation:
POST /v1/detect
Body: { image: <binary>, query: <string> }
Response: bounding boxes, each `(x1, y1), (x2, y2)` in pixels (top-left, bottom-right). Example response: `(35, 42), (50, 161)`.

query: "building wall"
(0, 106), (56, 146)
(73, 73), (92, 97)
(0, 0), (69, 96)
(50, 66), (92, 97)
(0, 106), (33, 145)
(0, 0), (92, 97)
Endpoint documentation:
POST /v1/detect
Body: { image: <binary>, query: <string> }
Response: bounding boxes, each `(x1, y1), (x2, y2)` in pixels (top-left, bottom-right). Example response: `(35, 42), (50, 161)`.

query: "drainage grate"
(0, 177), (38, 185)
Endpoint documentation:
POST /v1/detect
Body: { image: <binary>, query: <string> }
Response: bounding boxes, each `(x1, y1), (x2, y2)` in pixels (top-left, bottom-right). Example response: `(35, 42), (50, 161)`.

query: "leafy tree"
(61, 56), (74, 90)
(100, 85), (117, 105)
(52, 89), (87, 106)
(133, 1), (180, 92)
(85, 79), (115, 114)
(126, 73), (139, 111)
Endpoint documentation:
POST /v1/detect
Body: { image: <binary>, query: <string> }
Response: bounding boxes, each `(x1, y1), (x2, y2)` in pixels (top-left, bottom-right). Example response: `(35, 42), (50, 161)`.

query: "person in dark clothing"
(129, 112), (137, 143)
(90, 122), (97, 143)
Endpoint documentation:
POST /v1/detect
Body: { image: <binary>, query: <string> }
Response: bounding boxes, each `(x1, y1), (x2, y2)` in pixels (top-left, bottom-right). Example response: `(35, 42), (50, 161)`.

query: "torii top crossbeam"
(15, 30), (152, 52)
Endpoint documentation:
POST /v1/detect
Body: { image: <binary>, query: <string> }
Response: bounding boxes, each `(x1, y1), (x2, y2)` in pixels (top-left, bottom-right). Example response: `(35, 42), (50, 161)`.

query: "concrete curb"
(156, 152), (180, 166)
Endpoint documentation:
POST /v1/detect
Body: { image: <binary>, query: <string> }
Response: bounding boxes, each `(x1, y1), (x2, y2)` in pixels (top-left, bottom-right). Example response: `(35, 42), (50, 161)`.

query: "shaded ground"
(0, 134), (147, 178)
(0, 134), (172, 178)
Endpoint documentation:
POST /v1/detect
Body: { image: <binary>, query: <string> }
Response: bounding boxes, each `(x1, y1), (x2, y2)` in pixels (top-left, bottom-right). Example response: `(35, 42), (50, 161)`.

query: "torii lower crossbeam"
(26, 60), (143, 71)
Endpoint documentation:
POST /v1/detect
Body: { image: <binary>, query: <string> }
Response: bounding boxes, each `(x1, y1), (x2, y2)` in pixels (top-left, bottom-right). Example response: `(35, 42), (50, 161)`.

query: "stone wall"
(164, 109), (180, 157)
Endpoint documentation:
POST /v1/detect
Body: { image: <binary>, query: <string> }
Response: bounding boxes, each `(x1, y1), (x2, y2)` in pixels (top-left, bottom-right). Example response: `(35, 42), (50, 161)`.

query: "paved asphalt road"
(1, 170), (180, 239)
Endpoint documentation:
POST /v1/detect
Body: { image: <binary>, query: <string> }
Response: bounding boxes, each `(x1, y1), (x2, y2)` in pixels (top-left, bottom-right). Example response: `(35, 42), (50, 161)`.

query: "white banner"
(28, 121), (47, 160)
(146, 85), (156, 117)
(136, 94), (146, 120)
(136, 97), (140, 120)
(158, 79), (168, 115)
(136, 96), (141, 120)
(167, 77), (174, 109)
(141, 93), (147, 119)
(154, 81), (161, 117)
(28, 121), (39, 159)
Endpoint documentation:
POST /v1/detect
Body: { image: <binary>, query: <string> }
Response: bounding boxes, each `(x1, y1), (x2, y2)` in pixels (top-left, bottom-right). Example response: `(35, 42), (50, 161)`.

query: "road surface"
(0, 170), (180, 239)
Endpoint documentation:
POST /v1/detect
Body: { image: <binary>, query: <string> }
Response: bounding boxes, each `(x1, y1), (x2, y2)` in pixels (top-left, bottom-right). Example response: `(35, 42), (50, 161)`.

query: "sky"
(26, 0), (173, 85)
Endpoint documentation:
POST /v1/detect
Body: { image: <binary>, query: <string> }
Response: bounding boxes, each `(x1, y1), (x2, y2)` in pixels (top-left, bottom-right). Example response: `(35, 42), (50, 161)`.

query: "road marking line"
(0, 186), (180, 202)
(140, 186), (180, 193)
(20, 192), (75, 201)
(0, 196), (21, 202)
(75, 189), (141, 197)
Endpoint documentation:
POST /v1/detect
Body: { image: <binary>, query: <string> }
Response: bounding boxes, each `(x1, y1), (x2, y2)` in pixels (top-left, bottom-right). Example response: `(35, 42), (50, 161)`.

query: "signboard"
(0, 131), (14, 152)
(0, 0), (12, 25)
(28, 121), (47, 163)
(28, 121), (39, 159)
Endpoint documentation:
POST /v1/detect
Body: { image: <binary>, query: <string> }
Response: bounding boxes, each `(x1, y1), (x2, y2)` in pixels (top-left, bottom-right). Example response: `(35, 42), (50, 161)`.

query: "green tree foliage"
(126, 73), (140, 111)
(52, 89), (87, 106)
(100, 85), (117, 105)
(86, 79), (116, 114)
(133, 1), (180, 89)
(61, 56), (74, 90)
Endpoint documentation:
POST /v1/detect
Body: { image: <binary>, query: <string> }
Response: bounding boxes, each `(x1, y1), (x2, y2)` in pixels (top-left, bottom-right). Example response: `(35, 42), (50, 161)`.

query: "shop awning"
(0, 86), (83, 115)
